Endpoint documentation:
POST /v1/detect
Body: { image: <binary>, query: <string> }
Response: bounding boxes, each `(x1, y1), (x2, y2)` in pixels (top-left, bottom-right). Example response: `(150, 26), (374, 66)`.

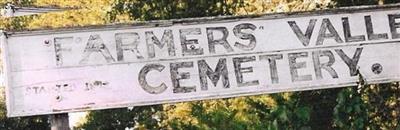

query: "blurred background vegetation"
(0, 0), (399, 129)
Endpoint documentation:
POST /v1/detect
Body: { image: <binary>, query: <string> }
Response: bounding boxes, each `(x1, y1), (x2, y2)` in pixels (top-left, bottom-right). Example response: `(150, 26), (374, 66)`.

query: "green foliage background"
(0, 0), (399, 130)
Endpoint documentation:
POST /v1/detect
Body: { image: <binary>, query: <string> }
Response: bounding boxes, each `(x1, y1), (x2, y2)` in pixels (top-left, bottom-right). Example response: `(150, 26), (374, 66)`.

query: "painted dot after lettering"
(371, 63), (383, 75)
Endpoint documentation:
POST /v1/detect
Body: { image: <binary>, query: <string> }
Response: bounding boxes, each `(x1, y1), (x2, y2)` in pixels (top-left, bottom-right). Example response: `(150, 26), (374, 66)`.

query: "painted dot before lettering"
(44, 40), (51, 46)
(371, 63), (383, 75)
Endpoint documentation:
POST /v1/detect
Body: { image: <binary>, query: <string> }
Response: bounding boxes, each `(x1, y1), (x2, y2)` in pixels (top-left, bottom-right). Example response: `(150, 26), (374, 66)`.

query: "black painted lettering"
(342, 17), (366, 42)
(138, 64), (167, 94)
(233, 23), (257, 51)
(207, 27), (234, 53)
(365, 15), (388, 40)
(288, 52), (312, 82)
(180, 28), (204, 56)
(115, 32), (144, 61)
(170, 62), (196, 93)
(54, 37), (73, 66)
(80, 34), (115, 64)
(233, 56), (259, 87)
(288, 19), (317, 46)
(312, 50), (338, 79)
(198, 58), (229, 90)
(335, 48), (363, 76)
(259, 54), (283, 84)
(146, 30), (175, 58)
(388, 14), (400, 39)
(316, 18), (344, 45)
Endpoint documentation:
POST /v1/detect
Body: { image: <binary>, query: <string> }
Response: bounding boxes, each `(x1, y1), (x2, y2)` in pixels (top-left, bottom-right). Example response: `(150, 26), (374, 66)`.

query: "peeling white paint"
(2, 4), (400, 117)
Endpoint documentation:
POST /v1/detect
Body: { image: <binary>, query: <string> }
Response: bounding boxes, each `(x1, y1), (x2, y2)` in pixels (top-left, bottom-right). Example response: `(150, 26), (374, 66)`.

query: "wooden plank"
(1, 4), (77, 128)
(0, 31), (13, 117)
(1, 3), (72, 17)
(2, 4), (400, 117)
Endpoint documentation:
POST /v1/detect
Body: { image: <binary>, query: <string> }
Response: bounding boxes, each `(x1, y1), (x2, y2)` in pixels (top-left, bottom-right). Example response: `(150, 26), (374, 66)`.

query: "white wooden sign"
(2, 5), (400, 117)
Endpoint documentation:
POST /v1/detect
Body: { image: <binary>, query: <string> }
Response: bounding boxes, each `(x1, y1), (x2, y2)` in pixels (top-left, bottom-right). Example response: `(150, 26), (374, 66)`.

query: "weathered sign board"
(1, 4), (400, 117)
